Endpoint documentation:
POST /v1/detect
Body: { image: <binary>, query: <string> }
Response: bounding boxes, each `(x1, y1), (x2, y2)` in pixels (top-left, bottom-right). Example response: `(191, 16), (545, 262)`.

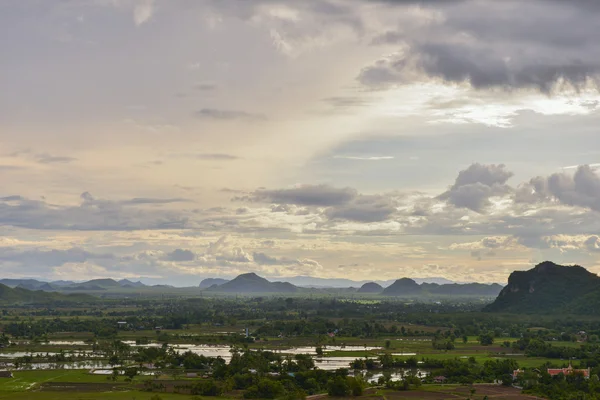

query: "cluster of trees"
(519, 371), (600, 399)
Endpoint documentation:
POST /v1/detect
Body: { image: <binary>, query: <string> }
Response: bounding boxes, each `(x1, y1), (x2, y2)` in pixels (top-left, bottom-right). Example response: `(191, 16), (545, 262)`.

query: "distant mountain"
(118, 279), (146, 288)
(0, 283), (90, 303)
(357, 282), (383, 293)
(84, 279), (120, 287)
(0, 279), (47, 289)
(484, 261), (600, 314)
(382, 278), (423, 296)
(207, 273), (298, 293)
(38, 283), (56, 291)
(50, 280), (76, 287)
(61, 278), (122, 291)
(413, 277), (456, 285)
(379, 278), (500, 297)
(199, 278), (230, 289)
(270, 275), (456, 288)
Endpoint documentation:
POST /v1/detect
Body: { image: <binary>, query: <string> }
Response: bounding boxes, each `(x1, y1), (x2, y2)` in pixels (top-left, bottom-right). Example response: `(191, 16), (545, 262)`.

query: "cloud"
(195, 108), (267, 121)
(325, 194), (397, 222)
(133, 0), (154, 26)
(164, 249), (196, 262)
(358, 1), (600, 95)
(516, 165), (600, 211)
(252, 252), (294, 265)
(0, 193), (189, 231)
(242, 184), (358, 207)
(193, 83), (218, 91)
(333, 155), (394, 161)
(438, 163), (514, 212)
(0, 247), (114, 268)
(194, 153), (240, 161)
(585, 235), (600, 252)
(35, 153), (77, 164)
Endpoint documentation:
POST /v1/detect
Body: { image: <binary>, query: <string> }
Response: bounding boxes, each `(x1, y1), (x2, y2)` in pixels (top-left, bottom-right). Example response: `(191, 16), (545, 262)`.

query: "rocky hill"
(484, 261), (600, 314)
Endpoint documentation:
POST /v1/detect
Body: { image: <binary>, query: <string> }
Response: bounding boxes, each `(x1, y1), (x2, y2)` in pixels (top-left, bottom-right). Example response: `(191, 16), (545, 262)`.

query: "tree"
(328, 376), (350, 397)
(348, 376), (365, 396)
(192, 379), (222, 396)
(110, 368), (119, 382)
(124, 367), (138, 382)
(385, 340), (391, 349)
(244, 379), (284, 399)
(478, 332), (494, 346)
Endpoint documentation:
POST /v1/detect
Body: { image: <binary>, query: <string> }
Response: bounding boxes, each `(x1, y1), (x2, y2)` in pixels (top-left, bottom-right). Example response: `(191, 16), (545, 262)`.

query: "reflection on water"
(313, 357), (357, 370)
(365, 369), (429, 383)
(0, 341), (419, 372)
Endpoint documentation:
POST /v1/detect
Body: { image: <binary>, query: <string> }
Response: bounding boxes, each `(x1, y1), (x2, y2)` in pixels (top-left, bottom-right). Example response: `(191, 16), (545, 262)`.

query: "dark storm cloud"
(360, 0), (600, 93)
(359, 44), (600, 92)
(195, 108), (267, 121)
(438, 163), (513, 212)
(243, 184), (358, 206)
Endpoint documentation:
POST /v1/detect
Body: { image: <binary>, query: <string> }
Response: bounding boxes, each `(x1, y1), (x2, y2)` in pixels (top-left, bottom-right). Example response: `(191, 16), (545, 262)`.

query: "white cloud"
(133, 0), (154, 26)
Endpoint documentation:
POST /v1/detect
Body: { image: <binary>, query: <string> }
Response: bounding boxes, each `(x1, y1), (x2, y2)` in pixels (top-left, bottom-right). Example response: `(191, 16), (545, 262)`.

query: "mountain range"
(0, 278), (147, 292)
(198, 275), (458, 289)
(202, 273), (502, 296)
(0, 283), (90, 303)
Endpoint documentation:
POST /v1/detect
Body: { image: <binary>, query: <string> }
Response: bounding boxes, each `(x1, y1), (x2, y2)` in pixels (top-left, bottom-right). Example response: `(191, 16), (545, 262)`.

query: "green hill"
(484, 261), (600, 314)
(0, 283), (91, 304)
(381, 278), (423, 296)
(206, 273), (298, 293)
(357, 282), (383, 293)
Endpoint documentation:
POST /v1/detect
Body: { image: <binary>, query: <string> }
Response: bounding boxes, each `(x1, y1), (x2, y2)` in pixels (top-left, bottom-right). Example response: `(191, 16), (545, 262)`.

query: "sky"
(2, 0), (600, 285)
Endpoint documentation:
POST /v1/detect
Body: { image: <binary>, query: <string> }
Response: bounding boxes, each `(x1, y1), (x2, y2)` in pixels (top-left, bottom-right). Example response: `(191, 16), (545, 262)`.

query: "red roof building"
(547, 364), (590, 378)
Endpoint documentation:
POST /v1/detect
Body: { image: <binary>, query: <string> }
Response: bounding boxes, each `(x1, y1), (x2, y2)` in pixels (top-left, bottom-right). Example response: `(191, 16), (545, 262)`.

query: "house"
(0, 371), (13, 378)
(512, 369), (524, 380)
(547, 364), (590, 378)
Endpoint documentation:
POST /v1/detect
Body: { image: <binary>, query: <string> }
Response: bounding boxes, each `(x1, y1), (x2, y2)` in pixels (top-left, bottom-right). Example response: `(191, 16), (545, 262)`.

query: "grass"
(0, 370), (110, 392)
(0, 392), (206, 399)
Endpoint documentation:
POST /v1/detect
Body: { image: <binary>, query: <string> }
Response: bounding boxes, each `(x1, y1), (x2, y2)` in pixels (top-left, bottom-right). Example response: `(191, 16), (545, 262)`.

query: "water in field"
(47, 341), (89, 346)
(0, 341), (413, 372)
(313, 357), (356, 370)
(365, 369), (429, 383)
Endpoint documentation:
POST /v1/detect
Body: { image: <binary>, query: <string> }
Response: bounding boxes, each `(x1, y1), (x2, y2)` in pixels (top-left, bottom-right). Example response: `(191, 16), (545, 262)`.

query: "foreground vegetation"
(0, 295), (599, 399)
